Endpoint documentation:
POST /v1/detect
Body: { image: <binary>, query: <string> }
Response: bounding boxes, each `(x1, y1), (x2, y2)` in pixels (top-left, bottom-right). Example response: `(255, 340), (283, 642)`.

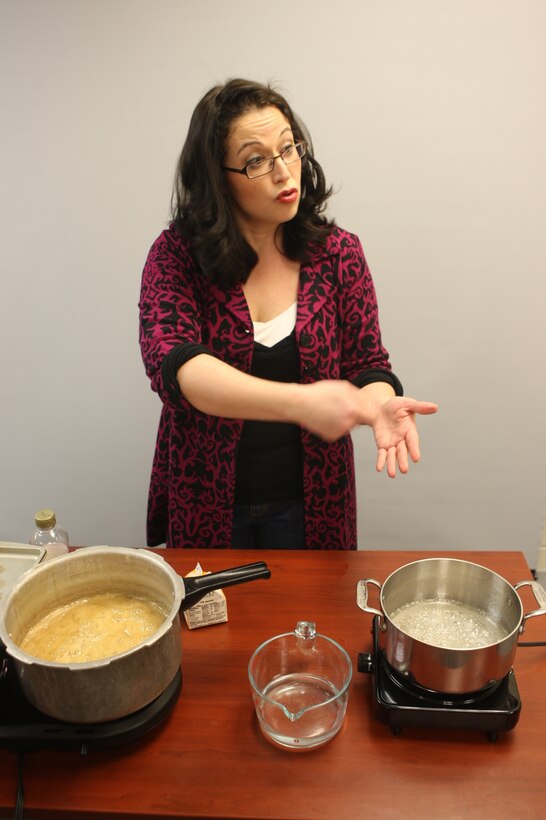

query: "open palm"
(372, 397), (438, 477)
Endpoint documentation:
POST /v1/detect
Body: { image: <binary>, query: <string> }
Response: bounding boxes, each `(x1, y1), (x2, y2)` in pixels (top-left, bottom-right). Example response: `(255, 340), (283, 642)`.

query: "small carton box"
(183, 563), (228, 629)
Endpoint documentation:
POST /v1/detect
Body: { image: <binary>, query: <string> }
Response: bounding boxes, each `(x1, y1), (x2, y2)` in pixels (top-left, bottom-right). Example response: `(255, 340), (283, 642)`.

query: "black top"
(234, 331), (303, 503)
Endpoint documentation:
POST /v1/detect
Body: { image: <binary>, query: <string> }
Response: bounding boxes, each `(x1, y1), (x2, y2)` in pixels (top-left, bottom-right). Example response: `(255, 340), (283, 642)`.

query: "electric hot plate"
(358, 617), (522, 741)
(0, 647), (182, 753)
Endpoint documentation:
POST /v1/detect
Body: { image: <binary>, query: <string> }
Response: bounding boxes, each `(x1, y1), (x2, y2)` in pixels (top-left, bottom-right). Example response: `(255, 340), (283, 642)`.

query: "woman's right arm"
(177, 353), (364, 443)
(141, 230), (365, 441)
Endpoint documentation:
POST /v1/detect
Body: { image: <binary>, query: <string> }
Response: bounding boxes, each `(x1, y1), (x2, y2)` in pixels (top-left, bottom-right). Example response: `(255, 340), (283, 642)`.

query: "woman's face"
(223, 106), (302, 240)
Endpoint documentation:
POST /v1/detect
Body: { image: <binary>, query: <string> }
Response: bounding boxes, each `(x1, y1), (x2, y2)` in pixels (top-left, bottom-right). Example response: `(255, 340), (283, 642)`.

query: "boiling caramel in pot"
(20, 592), (168, 663)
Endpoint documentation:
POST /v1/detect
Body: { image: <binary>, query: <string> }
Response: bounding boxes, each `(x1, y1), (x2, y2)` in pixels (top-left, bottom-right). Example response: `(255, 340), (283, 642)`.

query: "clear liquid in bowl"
(255, 673), (347, 749)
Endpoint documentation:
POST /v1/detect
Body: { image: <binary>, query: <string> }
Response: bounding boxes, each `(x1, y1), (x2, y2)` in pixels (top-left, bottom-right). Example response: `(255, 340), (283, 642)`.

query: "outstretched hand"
(372, 397), (438, 478)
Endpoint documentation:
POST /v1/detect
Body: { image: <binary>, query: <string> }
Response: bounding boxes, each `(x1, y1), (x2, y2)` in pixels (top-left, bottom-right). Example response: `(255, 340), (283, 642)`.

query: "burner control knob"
(357, 652), (374, 674)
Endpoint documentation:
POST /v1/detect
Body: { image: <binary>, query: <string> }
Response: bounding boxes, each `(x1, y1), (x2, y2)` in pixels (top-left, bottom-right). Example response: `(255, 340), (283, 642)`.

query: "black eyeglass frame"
(222, 142), (306, 179)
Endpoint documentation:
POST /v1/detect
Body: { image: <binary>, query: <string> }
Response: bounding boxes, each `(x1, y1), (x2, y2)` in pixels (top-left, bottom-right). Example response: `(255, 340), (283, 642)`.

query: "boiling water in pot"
(389, 599), (506, 649)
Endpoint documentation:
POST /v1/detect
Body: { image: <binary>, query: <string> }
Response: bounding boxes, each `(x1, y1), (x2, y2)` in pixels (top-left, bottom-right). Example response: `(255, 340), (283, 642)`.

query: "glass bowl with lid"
(248, 621), (352, 750)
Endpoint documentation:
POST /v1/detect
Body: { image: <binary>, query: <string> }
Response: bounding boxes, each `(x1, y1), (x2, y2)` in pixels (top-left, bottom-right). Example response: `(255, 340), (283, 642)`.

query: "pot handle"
(514, 580), (546, 633)
(180, 562), (271, 611)
(356, 579), (385, 627)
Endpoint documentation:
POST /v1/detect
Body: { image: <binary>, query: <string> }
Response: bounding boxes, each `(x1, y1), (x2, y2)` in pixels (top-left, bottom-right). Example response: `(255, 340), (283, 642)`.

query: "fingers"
(405, 427), (421, 463)
(405, 399), (439, 416)
(375, 397), (435, 476)
(376, 448), (387, 473)
(387, 441), (409, 477)
(377, 440), (410, 478)
(396, 440), (409, 474)
(387, 447), (397, 477)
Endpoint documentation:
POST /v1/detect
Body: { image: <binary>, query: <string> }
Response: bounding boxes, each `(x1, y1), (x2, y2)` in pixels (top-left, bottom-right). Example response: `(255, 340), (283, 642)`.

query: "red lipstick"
(276, 188), (298, 203)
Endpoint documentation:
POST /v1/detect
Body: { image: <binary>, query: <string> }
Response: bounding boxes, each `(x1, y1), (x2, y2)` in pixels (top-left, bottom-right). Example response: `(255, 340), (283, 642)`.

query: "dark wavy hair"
(171, 78), (335, 287)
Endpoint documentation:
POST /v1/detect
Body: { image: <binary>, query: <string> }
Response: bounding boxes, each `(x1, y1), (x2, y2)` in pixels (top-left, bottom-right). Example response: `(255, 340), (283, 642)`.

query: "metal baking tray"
(0, 543), (45, 609)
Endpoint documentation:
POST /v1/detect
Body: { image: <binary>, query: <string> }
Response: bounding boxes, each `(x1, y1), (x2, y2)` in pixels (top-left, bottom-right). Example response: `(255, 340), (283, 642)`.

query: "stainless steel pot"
(0, 547), (270, 723)
(356, 558), (546, 694)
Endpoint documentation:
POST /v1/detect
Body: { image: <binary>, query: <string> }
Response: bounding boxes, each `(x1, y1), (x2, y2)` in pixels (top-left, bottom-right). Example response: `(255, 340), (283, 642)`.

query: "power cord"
(14, 751), (24, 820)
(518, 641), (546, 646)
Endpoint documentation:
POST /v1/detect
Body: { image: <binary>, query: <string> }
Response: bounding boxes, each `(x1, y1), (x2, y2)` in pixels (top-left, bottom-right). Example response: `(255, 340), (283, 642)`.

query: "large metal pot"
(356, 558), (546, 694)
(0, 547), (270, 723)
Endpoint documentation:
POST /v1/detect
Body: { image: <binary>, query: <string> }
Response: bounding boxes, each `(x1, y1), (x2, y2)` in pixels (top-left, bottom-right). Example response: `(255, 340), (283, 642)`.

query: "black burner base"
(0, 651), (182, 753)
(358, 618), (521, 741)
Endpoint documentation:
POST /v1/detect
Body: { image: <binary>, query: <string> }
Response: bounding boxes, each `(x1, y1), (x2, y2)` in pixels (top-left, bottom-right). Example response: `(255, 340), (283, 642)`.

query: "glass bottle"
(30, 509), (69, 557)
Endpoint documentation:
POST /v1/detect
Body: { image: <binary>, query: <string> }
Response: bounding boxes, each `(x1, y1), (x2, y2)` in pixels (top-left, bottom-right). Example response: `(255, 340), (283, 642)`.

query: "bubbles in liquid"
(389, 599), (505, 649)
(20, 592), (167, 662)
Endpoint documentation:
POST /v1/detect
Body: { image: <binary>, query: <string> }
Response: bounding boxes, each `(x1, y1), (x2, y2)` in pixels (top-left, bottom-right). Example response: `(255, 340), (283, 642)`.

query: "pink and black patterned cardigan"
(139, 224), (401, 549)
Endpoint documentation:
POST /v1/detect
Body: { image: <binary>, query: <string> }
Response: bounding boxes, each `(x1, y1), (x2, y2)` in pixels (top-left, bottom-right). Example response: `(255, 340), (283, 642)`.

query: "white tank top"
(253, 302), (297, 348)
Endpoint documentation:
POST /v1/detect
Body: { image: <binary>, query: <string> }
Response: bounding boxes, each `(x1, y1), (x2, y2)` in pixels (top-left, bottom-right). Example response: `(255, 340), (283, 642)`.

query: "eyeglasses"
(223, 142), (306, 179)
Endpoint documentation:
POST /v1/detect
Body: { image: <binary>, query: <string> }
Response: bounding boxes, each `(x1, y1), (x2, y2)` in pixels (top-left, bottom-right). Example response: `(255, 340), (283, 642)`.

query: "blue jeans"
(231, 500), (306, 549)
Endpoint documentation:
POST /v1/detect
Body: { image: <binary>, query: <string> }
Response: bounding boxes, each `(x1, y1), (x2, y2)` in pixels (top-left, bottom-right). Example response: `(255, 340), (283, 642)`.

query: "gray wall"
(1, 0), (545, 564)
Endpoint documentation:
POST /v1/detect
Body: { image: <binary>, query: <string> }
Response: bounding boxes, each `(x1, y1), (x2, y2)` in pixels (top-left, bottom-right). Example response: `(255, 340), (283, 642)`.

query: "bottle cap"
(34, 509), (56, 529)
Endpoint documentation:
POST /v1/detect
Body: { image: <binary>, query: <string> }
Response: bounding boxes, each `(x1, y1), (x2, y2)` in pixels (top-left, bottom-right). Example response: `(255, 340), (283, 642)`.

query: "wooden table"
(1, 549), (545, 820)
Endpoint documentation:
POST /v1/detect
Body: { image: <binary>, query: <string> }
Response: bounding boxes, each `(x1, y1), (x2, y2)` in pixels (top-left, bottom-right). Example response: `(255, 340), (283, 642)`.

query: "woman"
(139, 78), (437, 549)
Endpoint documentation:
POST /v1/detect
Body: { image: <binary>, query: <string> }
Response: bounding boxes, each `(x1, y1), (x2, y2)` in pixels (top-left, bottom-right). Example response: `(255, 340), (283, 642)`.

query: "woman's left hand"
(372, 397), (439, 478)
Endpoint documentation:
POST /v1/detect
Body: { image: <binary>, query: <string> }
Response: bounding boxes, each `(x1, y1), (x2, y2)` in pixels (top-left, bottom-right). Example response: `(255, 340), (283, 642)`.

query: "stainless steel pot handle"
(356, 579), (386, 629)
(514, 580), (546, 633)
